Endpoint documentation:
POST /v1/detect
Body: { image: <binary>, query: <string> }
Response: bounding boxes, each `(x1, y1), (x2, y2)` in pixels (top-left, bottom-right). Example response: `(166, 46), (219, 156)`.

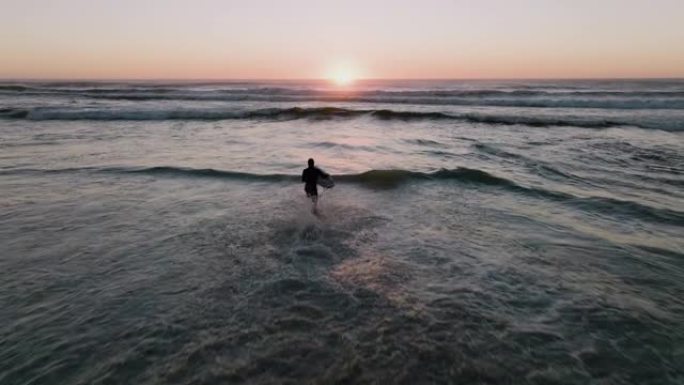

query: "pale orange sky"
(2, 0), (683, 79)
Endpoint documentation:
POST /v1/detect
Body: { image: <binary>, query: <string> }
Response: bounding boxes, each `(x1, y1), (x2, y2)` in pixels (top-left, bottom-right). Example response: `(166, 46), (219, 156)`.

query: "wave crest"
(0, 106), (668, 130)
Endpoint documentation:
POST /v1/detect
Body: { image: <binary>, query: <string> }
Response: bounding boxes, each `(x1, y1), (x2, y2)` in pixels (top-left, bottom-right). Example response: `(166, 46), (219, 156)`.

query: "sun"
(330, 70), (355, 86)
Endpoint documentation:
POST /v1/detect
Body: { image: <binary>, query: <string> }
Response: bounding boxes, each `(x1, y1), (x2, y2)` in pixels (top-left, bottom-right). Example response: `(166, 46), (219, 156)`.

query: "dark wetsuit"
(302, 166), (328, 196)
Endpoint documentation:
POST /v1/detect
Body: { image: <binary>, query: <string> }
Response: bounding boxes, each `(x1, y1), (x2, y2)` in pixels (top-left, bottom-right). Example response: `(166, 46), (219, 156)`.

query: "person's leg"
(305, 184), (319, 214)
(311, 194), (318, 213)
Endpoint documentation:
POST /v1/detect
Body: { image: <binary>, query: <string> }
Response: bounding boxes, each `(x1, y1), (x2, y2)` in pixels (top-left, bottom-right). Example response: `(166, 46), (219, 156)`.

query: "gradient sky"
(2, 0), (683, 79)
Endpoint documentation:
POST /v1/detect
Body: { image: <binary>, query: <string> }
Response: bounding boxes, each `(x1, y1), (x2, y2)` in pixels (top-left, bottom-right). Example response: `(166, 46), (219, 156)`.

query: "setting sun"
(330, 70), (355, 86)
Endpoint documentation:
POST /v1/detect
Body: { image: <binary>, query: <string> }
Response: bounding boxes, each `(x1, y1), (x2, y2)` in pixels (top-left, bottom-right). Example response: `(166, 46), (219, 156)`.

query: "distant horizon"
(2, 76), (683, 82)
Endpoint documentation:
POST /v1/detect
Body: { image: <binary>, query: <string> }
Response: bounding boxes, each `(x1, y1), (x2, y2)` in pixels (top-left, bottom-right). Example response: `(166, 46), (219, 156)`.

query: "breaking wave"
(0, 106), (670, 130)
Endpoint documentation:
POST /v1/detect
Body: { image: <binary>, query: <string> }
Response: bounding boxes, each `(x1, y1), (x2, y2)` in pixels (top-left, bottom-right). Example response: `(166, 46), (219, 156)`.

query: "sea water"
(1, 79), (683, 384)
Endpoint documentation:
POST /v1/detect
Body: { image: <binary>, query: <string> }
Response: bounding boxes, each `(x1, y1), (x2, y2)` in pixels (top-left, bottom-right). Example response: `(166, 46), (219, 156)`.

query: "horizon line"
(1, 76), (683, 82)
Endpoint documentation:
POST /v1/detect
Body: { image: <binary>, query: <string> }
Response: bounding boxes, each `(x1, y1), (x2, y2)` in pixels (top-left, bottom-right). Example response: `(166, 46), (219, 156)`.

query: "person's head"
(308, 158), (314, 167)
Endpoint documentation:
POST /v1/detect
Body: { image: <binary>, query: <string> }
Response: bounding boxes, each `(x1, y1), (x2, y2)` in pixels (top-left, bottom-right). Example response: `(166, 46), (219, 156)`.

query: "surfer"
(302, 158), (329, 213)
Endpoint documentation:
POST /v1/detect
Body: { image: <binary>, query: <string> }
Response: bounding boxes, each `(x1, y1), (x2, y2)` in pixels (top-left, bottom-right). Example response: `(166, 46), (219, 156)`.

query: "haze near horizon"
(2, 0), (683, 80)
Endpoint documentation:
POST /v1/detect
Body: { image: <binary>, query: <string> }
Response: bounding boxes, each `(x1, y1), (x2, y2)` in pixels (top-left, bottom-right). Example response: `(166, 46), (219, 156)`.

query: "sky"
(1, 0), (683, 79)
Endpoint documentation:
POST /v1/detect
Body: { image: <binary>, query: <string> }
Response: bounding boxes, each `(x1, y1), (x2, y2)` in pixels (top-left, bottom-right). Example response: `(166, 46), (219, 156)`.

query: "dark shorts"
(305, 184), (318, 196)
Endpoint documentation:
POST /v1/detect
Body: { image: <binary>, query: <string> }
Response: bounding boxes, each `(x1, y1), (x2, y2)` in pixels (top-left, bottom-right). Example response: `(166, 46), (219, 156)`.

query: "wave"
(352, 169), (681, 225)
(0, 165), (521, 188)
(10, 165), (514, 186)
(4, 165), (682, 224)
(118, 166), (295, 181)
(0, 108), (30, 118)
(0, 106), (668, 130)
(4, 84), (684, 109)
(4, 84), (684, 97)
(0, 85), (31, 92)
(337, 168), (517, 188)
(116, 166), (684, 224)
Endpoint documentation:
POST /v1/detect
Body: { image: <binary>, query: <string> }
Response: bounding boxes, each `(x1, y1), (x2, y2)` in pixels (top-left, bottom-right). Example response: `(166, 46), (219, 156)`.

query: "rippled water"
(1, 80), (683, 384)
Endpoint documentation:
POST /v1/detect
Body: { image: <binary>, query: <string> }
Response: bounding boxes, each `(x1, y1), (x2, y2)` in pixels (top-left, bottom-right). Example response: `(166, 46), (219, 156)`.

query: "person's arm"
(302, 170), (306, 183)
(318, 168), (329, 178)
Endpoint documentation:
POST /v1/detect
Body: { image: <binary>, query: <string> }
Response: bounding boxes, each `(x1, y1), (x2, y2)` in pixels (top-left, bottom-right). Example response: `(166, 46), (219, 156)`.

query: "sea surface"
(1, 79), (683, 384)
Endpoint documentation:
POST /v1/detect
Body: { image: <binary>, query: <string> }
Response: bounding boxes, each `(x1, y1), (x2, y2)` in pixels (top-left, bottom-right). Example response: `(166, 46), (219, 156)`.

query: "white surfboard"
(317, 176), (335, 189)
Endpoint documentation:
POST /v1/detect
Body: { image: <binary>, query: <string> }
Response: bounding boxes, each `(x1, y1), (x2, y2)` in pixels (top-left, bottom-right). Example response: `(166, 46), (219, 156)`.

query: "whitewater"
(1, 79), (683, 384)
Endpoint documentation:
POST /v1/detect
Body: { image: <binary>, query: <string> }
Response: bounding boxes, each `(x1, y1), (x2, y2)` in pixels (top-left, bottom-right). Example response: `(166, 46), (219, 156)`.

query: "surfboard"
(318, 176), (335, 189)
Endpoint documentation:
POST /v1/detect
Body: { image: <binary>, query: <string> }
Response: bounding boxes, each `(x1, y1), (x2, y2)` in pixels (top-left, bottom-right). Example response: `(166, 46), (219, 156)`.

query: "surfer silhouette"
(302, 158), (330, 213)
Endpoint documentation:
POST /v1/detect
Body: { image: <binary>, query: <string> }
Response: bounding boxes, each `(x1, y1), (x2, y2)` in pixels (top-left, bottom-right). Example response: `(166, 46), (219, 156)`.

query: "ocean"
(1, 79), (683, 384)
